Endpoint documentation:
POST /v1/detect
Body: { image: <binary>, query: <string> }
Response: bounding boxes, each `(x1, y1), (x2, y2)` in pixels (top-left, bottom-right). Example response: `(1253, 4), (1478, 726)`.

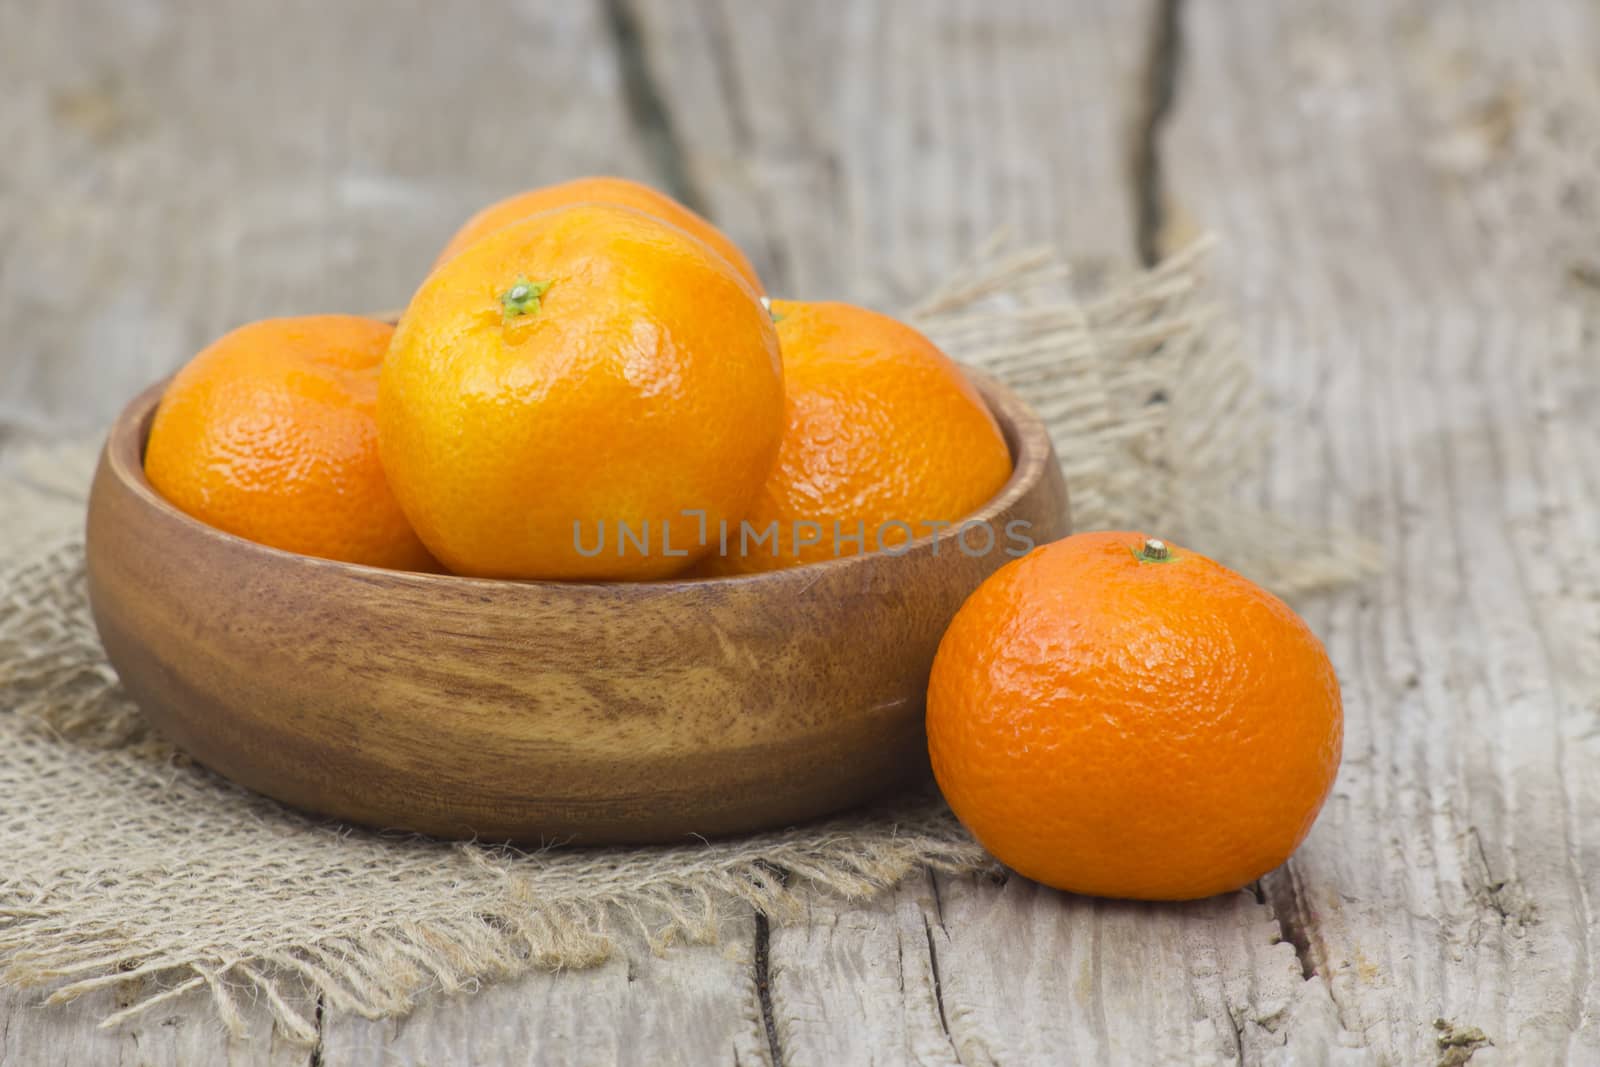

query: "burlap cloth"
(0, 241), (1375, 1042)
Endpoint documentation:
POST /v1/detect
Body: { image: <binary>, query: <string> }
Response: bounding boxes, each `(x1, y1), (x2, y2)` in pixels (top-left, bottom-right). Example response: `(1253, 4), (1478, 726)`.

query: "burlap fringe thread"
(0, 239), (1376, 1042)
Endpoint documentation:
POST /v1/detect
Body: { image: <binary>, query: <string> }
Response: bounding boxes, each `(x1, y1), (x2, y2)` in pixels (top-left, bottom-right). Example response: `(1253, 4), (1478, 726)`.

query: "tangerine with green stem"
(380, 203), (785, 580)
(926, 530), (1343, 901)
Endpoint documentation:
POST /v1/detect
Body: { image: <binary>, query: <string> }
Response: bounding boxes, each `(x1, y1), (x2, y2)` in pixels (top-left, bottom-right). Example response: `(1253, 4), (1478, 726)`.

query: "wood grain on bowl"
(84, 372), (1068, 844)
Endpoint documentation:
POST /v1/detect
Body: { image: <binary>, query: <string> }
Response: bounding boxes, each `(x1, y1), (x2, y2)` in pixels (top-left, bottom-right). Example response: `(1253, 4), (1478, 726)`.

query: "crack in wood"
(1132, 0), (1184, 267)
(921, 914), (962, 1062)
(599, 0), (710, 215)
(895, 927), (906, 994)
(752, 913), (784, 1067)
(1465, 825), (1538, 932)
(1264, 869), (1318, 982)
(307, 993), (325, 1067)
(1223, 1006), (1246, 1064)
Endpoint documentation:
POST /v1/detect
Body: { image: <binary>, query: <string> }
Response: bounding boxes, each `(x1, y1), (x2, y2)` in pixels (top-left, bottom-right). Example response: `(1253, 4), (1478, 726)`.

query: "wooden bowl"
(85, 372), (1068, 844)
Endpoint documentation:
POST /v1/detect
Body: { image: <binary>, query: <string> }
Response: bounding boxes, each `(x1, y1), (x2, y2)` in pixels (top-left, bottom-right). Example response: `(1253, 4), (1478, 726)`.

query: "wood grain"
(1163, 1), (1600, 1062)
(627, 0), (1147, 305)
(318, 937), (769, 1067)
(0, 0), (657, 433)
(0, 987), (313, 1067)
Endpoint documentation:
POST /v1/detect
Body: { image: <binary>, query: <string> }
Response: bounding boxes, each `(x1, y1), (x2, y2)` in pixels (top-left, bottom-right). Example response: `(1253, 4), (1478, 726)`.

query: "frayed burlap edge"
(0, 238), (1376, 1042)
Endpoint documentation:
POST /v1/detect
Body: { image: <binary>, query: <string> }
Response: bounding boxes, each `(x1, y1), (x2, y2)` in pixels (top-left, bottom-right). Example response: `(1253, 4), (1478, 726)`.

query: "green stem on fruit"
(1135, 537), (1175, 563)
(501, 278), (552, 319)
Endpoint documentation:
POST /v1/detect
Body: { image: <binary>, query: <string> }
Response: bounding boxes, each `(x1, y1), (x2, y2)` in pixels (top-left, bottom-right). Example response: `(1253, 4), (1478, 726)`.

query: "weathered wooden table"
(3, 1), (1596, 1063)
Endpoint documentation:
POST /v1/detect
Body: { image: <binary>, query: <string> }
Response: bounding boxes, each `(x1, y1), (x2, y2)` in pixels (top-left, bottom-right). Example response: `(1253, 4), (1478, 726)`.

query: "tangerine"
(705, 301), (1011, 574)
(380, 203), (784, 580)
(926, 531), (1342, 900)
(144, 315), (436, 571)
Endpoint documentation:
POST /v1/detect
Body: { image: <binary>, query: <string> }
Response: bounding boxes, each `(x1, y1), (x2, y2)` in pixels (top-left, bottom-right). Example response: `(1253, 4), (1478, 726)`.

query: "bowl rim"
(99, 367), (1058, 593)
